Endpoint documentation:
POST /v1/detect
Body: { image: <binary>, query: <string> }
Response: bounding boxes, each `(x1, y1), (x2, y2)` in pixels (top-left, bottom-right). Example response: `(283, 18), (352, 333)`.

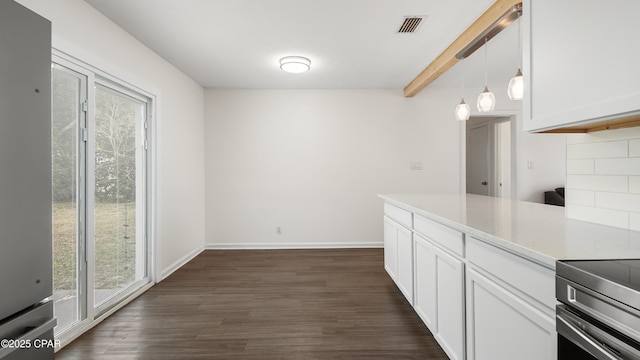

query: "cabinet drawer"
(467, 236), (555, 311)
(384, 203), (412, 229)
(414, 215), (463, 257)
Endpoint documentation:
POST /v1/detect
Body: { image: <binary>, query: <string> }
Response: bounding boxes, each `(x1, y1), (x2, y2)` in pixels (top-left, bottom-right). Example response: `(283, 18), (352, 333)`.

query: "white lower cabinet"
(465, 236), (556, 360)
(383, 203), (557, 360)
(413, 235), (437, 329)
(466, 268), (556, 360)
(396, 224), (413, 303)
(384, 216), (413, 304)
(414, 234), (465, 360)
(383, 216), (398, 281)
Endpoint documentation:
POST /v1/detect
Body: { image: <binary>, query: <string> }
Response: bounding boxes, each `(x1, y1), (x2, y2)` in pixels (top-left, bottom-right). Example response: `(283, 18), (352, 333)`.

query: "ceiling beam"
(403, 0), (522, 98)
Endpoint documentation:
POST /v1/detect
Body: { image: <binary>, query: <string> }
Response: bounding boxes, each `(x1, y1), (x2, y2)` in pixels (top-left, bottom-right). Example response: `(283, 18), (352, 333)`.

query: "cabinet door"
(414, 235), (437, 330)
(435, 246), (465, 360)
(383, 217), (398, 281)
(466, 268), (556, 360)
(522, 0), (640, 132)
(396, 225), (413, 304)
(414, 235), (465, 360)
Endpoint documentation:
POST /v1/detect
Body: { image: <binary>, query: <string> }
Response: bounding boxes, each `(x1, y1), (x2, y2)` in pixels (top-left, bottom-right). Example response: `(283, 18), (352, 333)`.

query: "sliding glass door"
(93, 83), (149, 310)
(51, 58), (152, 338)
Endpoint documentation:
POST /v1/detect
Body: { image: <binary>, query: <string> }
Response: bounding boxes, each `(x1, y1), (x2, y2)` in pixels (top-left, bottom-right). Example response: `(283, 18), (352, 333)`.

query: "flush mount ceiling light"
(279, 56), (311, 73)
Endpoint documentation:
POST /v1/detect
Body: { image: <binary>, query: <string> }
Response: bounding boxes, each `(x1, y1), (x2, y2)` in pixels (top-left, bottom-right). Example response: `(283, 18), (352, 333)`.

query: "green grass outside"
(53, 201), (137, 291)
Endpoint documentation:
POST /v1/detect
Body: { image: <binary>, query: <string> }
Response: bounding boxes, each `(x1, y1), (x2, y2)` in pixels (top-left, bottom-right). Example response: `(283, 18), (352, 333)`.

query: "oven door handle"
(557, 312), (623, 360)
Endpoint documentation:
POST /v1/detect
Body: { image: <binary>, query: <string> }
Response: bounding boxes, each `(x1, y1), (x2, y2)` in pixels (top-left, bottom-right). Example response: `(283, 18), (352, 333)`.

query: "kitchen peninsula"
(380, 193), (640, 360)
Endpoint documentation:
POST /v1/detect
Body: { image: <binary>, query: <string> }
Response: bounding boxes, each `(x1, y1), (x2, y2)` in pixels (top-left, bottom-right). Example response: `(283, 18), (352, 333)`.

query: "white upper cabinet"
(522, 0), (640, 132)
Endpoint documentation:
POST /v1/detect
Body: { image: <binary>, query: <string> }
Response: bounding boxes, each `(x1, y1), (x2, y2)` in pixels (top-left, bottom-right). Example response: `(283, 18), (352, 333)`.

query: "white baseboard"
(204, 242), (383, 250)
(160, 246), (204, 280)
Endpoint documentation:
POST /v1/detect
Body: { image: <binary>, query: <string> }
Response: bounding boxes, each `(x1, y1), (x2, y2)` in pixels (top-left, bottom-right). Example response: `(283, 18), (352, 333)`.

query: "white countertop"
(380, 193), (640, 269)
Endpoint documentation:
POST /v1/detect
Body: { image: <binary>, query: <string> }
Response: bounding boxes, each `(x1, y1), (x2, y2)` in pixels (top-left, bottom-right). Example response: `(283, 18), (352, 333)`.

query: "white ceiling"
(83, 0), (521, 90)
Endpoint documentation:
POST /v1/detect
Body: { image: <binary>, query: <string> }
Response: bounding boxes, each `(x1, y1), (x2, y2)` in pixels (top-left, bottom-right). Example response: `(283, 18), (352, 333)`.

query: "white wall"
(204, 86), (567, 248)
(17, 0), (567, 257)
(204, 88), (463, 248)
(566, 127), (640, 231)
(17, 0), (206, 279)
(513, 113), (567, 203)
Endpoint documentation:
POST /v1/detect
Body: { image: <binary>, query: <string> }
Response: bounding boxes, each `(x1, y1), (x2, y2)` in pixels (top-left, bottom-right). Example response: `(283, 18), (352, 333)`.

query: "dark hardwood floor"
(55, 248), (448, 359)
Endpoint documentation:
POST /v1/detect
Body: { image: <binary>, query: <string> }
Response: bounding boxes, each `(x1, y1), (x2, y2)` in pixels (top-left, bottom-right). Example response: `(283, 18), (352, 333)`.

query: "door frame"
(460, 111), (518, 199)
(52, 49), (157, 348)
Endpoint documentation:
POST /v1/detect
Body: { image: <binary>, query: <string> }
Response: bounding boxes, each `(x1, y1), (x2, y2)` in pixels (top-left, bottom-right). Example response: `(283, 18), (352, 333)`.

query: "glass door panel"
(93, 83), (147, 309)
(51, 63), (86, 334)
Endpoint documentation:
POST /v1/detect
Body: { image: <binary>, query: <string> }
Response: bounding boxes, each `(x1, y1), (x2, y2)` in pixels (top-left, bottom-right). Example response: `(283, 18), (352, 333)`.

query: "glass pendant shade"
(477, 37), (495, 113)
(508, 68), (524, 100)
(477, 86), (495, 112)
(455, 98), (471, 121)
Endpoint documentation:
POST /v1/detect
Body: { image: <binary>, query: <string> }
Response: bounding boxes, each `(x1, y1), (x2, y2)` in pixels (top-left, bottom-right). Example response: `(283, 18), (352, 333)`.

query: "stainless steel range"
(556, 259), (640, 360)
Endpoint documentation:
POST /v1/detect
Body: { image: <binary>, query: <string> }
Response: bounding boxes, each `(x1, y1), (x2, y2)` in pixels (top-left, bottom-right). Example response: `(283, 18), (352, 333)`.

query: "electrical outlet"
(276, 226), (282, 235)
(410, 161), (423, 170)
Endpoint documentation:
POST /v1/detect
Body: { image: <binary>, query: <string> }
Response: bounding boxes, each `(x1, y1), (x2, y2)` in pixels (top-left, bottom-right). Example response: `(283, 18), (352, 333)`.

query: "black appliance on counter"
(556, 260), (640, 360)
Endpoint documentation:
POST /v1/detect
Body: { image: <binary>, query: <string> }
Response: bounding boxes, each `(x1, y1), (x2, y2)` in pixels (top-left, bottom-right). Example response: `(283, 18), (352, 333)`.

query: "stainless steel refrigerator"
(0, 1), (56, 359)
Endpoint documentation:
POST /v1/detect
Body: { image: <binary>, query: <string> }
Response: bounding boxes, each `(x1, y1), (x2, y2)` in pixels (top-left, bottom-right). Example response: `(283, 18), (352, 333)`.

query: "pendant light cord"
(517, 13), (521, 70)
(484, 37), (488, 87)
(460, 58), (465, 98)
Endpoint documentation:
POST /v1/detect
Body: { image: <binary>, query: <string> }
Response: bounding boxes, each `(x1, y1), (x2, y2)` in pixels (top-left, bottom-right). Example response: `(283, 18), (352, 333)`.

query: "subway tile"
(567, 141), (628, 159)
(567, 204), (629, 229)
(567, 159), (594, 175)
(595, 158), (640, 175)
(631, 177), (640, 194)
(566, 133), (591, 145)
(565, 189), (595, 206)
(631, 139), (640, 157)
(565, 130), (640, 230)
(567, 175), (628, 192)
(596, 192), (640, 213)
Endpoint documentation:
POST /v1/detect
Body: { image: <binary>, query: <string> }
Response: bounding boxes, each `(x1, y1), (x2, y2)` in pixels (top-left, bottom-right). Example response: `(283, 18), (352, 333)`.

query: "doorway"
(466, 117), (512, 198)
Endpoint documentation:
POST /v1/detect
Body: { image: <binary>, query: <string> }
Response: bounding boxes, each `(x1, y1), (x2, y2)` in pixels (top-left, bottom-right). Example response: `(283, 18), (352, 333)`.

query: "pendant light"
(507, 13), (524, 100)
(455, 58), (470, 121)
(507, 69), (523, 100)
(477, 37), (495, 112)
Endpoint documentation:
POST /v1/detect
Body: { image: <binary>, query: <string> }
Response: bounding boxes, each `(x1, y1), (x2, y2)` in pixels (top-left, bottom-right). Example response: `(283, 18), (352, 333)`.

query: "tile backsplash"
(566, 127), (640, 231)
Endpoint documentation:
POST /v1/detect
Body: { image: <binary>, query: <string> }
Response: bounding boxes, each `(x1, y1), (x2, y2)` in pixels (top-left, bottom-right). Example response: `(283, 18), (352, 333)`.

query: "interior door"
(467, 125), (489, 195)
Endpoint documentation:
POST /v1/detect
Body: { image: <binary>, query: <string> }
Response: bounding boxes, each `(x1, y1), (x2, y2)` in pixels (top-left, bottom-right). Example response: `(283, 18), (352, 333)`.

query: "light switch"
(410, 161), (423, 170)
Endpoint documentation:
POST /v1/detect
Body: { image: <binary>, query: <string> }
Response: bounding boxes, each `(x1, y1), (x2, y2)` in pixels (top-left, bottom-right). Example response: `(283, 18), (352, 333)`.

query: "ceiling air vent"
(398, 16), (425, 33)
